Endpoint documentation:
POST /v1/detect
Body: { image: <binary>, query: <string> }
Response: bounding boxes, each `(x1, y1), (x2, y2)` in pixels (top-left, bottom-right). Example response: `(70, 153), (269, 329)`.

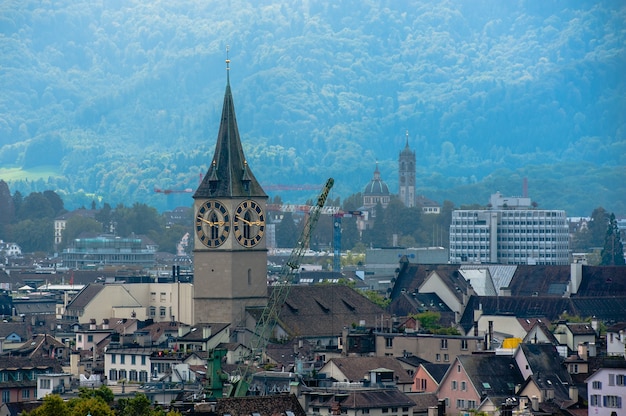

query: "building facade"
(61, 235), (156, 269)
(449, 193), (569, 265)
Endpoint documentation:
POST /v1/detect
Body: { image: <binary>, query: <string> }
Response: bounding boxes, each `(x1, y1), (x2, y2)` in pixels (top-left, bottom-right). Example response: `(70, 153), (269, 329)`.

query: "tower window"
(248, 269), (252, 285)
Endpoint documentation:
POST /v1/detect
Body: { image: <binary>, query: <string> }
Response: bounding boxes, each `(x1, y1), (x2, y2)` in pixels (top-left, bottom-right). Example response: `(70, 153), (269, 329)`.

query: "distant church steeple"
(399, 130), (415, 207)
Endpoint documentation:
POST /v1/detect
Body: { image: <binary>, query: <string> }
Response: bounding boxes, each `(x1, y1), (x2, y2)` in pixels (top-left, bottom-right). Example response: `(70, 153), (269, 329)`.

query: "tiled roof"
(457, 295), (626, 333)
(10, 334), (65, 359)
(421, 363), (450, 384)
(308, 388), (415, 408)
(390, 292), (453, 324)
(65, 283), (106, 311)
(194, 393), (305, 416)
(406, 392), (439, 411)
(0, 322), (30, 340)
(576, 265), (626, 296)
(566, 322), (596, 335)
(324, 356), (413, 384)
(458, 354), (524, 397)
(277, 285), (388, 337)
(0, 355), (63, 373)
(179, 323), (229, 341)
(391, 262), (461, 300)
(137, 320), (183, 342)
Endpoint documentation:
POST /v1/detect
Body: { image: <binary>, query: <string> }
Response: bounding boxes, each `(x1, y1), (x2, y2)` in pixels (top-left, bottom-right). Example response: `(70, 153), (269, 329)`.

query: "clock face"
(233, 200), (265, 247)
(195, 200), (231, 248)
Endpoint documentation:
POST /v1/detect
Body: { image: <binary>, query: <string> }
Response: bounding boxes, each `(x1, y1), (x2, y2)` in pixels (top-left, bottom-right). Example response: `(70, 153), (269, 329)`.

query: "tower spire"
(225, 45), (230, 85)
(405, 130), (409, 148)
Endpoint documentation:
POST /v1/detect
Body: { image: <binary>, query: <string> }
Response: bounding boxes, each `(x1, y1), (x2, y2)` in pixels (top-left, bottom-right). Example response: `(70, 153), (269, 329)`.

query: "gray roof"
(308, 388), (415, 409)
(65, 283), (106, 311)
(324, 356), (413, 384)
(276, 285), (388, 338)
(194, 69), (265, 199)
(457, 354), (524, 397)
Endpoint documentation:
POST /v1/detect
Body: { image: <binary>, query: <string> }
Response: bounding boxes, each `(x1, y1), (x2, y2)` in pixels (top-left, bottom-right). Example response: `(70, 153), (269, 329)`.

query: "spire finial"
(226, 45), (231, 83)
(405, 130), (409, 147)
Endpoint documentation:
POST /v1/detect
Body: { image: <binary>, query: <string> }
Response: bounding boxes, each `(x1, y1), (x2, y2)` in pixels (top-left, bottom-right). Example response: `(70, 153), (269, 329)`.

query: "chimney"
(102, 319), (109, 330)
(531, 396), (539, 411)
(591, 317), (599, 335)
(570, 263), (583, 295)
(203, 326), (211, 339)
(89, 319), (96, 330)
(577, 343), (588, 360)
(569, 386), (578, 402)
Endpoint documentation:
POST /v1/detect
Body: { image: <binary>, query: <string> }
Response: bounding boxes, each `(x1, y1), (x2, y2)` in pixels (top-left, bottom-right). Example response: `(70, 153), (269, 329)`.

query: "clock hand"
(197, 216), (212, 225)
(236, 215), (252, 226)
(198, 216), (226, 227)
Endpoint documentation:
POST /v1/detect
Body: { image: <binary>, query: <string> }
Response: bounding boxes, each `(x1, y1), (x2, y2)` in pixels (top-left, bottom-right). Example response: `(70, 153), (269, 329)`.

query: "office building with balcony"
(61, 235), (157, 269)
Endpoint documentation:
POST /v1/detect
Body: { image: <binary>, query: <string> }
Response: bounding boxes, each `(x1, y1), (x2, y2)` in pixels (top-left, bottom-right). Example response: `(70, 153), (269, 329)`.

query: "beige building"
(65, 282), (194, 325)
(374, 333), (483, 364)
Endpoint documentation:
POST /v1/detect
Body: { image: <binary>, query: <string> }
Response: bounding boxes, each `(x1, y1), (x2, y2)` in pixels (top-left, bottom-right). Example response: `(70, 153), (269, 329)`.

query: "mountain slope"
(0, 0), (624, 214)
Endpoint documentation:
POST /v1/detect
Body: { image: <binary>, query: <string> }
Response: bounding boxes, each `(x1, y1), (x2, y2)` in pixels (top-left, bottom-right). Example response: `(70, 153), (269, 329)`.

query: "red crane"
(154, 188), (193, 195)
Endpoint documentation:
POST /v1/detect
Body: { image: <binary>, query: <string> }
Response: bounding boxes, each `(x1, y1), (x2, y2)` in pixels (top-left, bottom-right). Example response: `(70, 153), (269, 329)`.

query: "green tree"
(61, 215), (104, 248)
(601, 213), (625, 265)
(276, 211), (299, 248)
(43, 190), (65, 216)
(362, 289), (390, 308)
(0, 180), (15, 239)
(77, 385), (115, 404)
(19, 192), (55, 221)
(8, 218), (53, 252)
(116, 393), (153, 416)
(95, 203), (114, 233)
(23, 394), (69, 416)
(67, 396), (115, 416)
(365, 201), (387, 248)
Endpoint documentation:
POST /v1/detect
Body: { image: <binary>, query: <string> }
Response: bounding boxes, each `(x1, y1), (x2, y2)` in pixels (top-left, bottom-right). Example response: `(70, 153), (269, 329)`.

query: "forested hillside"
(0, 0), (624, 214)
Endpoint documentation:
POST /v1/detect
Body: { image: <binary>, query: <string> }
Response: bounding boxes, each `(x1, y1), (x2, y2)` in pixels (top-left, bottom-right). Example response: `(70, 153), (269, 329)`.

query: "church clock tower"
(192, 55), (268, 326)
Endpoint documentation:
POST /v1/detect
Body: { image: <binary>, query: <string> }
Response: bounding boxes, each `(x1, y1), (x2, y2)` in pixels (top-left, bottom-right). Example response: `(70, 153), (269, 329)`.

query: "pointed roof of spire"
(194, 51), (266, 199)
(400, 130), (415, 157)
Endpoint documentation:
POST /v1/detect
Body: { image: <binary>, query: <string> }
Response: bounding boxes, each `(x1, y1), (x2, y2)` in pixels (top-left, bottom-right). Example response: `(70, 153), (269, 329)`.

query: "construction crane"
(227, 177), (335, 397)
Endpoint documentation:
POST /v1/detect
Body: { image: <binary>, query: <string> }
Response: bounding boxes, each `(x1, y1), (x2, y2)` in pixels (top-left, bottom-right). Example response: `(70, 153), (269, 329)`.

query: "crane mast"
(230, 177), (334, 397)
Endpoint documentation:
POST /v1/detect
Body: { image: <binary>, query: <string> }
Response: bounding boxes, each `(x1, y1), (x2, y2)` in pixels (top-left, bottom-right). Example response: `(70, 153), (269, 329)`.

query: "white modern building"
(449, 192), (570, 265)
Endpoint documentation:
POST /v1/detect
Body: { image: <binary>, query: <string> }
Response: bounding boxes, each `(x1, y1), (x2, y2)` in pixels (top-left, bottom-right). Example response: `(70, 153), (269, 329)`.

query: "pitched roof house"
(436, 354), (524, 415)
(413, 363), (449, 393)
(514, 343), (578, 413)
(304, 388), (416, 416)
(319, 356), (414, 392)
(190, 393), (307, 416)
(269, 285), (389, 348)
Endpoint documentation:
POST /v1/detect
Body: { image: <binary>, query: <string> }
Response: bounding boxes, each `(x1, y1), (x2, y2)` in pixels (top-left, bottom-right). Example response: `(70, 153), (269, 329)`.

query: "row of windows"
(385, 338), (468, 351)
(451, 380), (467, 390)
(590, 394), (622, 408)
(455, 399), (477, 409)
(109, 369), (149, 382)
(110, 354), (147, 365)
(150, 292), (169, 302)
(149, 306), (168, 317)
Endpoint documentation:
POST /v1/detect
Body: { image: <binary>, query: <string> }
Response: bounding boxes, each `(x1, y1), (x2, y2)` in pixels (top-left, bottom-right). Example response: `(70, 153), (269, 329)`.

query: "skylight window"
(482, 382), (491, 389)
